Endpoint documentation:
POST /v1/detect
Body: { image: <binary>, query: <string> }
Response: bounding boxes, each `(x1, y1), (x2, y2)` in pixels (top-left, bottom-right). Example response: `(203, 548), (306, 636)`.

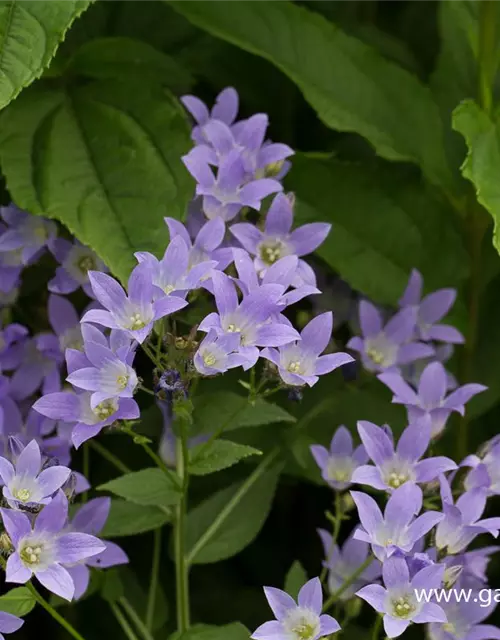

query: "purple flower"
(463, 438), (500, 495)
(310, 425), (368, 490)
(1, 491), (105, 600)
(0, 205), (56, 265)
(194, 329), (248, 375)
(351, 420), (457, 491)
(182, 87), (239, 145)
(261, 312), (353, 387)
(251, 577), (340, 640)
(33, 389), (140, 449)
(48, 294), (83, 353)
(48, 238), (107, 298)
(199, 271), (299, 369)
(196, 115), (293, 179)
(428, 595), (500, 640)
(66, 338), (138, 407)
(230, 193), (330, 287)
(9, 333), (62, 401)
(65, 497), (128, 599)
(318, 528), (381, 599)
(0, 224), (22, 295)
(399, 343), (457, 393)
(357, 555), (446, 638)
(399, 270), (464, 344)
(183, 147), (282, 221)
(435, 477), (500, 554)
(81, 264), (188, 344)
(347, 301), (434, 373)
(0, 612), (23, 639)
(165, 216), (233, 272)
(0, 323), (28, 372)
(135, 235), (216, 299)
(379, 362), (487, 438)
(351, 483), (443, 561)
(0, 440), (70, 509)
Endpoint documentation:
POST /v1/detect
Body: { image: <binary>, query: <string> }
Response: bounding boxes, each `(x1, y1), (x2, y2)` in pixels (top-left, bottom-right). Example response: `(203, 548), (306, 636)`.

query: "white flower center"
(164, 284), (175, 295)
(20, 544), (43, 567)
(116, 375), (129, 390)
(258, 239), (287, 266)
(14, 488), (31, 502)
(76, 255), (95, 275)
(282, 607), (321, 640)
(327, 457), (354, 483)
(93, 400), (118, 421)
(128, 313), (146, 331)
(391, 596), (415, 619)
(226, 324), (240, 333)
(288, 360), (302, 374)
(203, 352), (217, 366)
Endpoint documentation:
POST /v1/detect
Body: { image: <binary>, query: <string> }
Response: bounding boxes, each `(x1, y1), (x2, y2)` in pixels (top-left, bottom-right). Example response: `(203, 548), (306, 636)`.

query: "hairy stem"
(27, 583), (88, 640)
(175, 433), (190, 632)
(146, 528), (162, 632)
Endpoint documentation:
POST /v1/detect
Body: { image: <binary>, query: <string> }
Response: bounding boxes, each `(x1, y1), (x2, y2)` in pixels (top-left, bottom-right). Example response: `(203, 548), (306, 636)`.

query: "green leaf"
(69, 37), (194, 93)
(287, 154), (468, 305)
(453, 100), (500, 252)
(171, 0), (452, 188)
(189, 440), (262, 476)
(101, 569), (124, 603)
(101, 500), (171, 537)
(170, 623), (250, 640)
(284, 561), (307, 600)
(0, 77), (193, 282)
(0, 587), (36, 617)
(185, 464), (280, 564)
(0, 0), (91, 110)
(193, 391), (295, 436)
(98, 468), (180, 507)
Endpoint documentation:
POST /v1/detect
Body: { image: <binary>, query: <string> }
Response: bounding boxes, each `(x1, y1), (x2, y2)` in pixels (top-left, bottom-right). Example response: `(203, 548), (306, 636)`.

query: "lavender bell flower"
(183, 147), (282, 222)
(135, 235), (216, 299)
(0, 440), (70, 509)
(33, 389), (140, 449)
(0, 205), (56, 265)
(0, 613), (23, 639)
(251, 577), (340, 640)
(1, 491), (105, 600)
(357, 555), (446, 638)
(230, 193), (330, 287)
(165, 216), (233, 272)
(9, 333), (62, 401)
(66, 338), (138, 407)
(199, 271), (300, 369)
(48, 294), (83, 353)
(429, 601), (500, 640)
(463, 437), (500, 495)
(379, 362), (487, 438)
(348, 301), (435, 373)
(351, 482), (444, 561)
(399, 269), (464, 344)
(48, 238), (107, 297)
(81, 263), (188, 344)
(261, 312), (353, 387)
(351, 420), (457, 491)
(0, 222), (22, 294)
(435, 476), (500, 554)
(182, 87), (239, 145)
(310, 425), (368, 491)
(65, 497), (128, 599)
(318, 528), (381, 599)
(194, 329), (248, 375)
(0, 323), (28, 372)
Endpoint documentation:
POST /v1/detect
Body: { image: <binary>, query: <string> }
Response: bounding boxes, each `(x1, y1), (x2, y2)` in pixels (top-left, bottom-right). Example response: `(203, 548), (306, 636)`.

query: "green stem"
(146, 528), (162, 632)
(479, 0), (498, 116)
(27, 583), (87, 640)
(120, 597), (155, 640)
(138, 385), (155, 397)
(82, 443), (90, 503)
(187, 447), (280, 565)
(371, 614), (382, 640)
(322, 557), (374, 612)
(174, 432), (190, 632)
(109, 601), (140, 640)
(88, 439), (130, 474)
(320, 491), (343, 584)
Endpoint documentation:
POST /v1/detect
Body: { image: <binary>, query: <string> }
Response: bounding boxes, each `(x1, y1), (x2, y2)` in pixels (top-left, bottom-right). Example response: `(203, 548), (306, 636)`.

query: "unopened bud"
(265, 160), (285, 178)
(341, 493), (355, 513)
(0, 532), (12, 554)
(443, 565), (463, 589)
(175, 337), (188, 350)
(345, 596), (363, 619)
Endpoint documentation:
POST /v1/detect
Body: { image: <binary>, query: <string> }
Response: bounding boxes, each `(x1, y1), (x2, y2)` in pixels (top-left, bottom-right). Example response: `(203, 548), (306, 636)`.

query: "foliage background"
(0, 0), (500, 638)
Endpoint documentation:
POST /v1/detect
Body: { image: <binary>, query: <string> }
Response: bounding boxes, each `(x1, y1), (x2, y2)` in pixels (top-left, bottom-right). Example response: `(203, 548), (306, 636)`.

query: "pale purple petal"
(253, 324), (300, 347)
(87, 541), (128, 568)
(418, 362), (447, 407)
(414, 457), (457, 482)
(66, 564), (90, 600)
(357, 421), (394, 465)
(396, 422), (431, 462)
(0, 458), (14, 485)
(36, 565), (74, 601)
(383, 555), (409, 588)
(411, 563), (445, 591)
(1, 509), (31, 546)
(72, 497), (110, 534)
(412, 602), (447, 624)
(359, 301), (382, 337)
(385, 307), (417, 344)
(406, 512), (444, 544)
(0, 611), (24, 633)
(263, 586), (296, 621)
(72, 423), (103, 449)
(356, 584), (386, 612)
(15, 440), (41, 477)
(229, 223), (263, 254)
(330, 427), (353, 456)
(377, 373), (419, 404)
(265, 194), (293, 236)
(80, 309), (118, 329)
(427, 324), (464, 344)
(385, 483), (423, 530)
(350, 491), (383, 534)
(251, 620), (284, 640)
(467, 625), (500, 640)
(181, 95), (209, 124)
(399, 269), (422, 307)
(456, 489), (487, 524)
(443, 384), (487, 410)
(153, 296), (188, 320)
(57, 532), (105, 564)
(35, 491), (67, 533)
(310, 445), (329, 472)
(5, 554), (31, 584)
(397, 342), (434, 365)
(212, 271), (238, 316)
(297, 577), (322, 614)
(33, 392), (80, 421)
(384, 616), (410, 638)
(351, 465), (386, 490)
(289, 223), (331, 257)
(88, 272), (127, 315)
(37, 466), (71, 496)
(300, 312), (332, 356)
(319, 614), (340, 635)
(419, 289), (456, 324)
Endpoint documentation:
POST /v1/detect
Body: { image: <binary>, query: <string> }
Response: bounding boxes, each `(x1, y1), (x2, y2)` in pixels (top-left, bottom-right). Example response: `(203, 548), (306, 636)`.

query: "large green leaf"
(0, 77), (193, 282)
(193, 391), (295, 436)
(0, 0), (90, 110)
(170, 0), (452, 188)
(185, 465), (280, 564)
(453, 99), (500, 253)
(101, 499), (171, 537)
(98, 468), (181, 507)
(284, 561), (307, 600)
(188, 440), (262, 476)
(0, 587), (36, 617)
(287, 154), (468, 305)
